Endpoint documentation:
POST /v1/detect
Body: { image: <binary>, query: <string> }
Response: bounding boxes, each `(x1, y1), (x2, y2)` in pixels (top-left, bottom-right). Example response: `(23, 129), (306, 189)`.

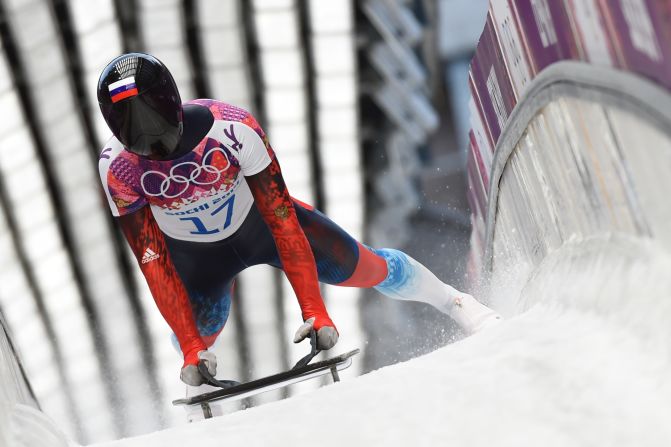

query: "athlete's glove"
(294, 316), (339, 350)
(180, 350), (217, 386)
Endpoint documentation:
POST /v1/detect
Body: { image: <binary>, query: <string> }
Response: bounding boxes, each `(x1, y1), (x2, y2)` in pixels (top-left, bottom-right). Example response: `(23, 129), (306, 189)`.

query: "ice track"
(92, 235), (671, 447)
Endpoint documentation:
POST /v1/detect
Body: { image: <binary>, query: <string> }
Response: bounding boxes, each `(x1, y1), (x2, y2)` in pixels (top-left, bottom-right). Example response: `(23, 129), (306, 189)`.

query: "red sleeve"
(117, 207), (206, 367)
(246, 157), (335, 331)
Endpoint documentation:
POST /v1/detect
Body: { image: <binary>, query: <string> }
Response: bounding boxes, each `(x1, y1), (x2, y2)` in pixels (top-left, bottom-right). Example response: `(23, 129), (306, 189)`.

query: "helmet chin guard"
(97, 53), (183, 158)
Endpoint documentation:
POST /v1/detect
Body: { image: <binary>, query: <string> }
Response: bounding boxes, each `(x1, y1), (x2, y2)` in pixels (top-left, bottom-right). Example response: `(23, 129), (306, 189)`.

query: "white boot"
(372, 249), (502, 334)
(184, 383), (225, 422)
(444, 288), (502, 335)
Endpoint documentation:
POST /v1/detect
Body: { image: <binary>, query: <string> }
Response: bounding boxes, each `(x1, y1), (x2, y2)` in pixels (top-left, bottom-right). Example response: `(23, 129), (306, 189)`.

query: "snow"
(89, 235), (671, 447)
(90, 312), (670, 447)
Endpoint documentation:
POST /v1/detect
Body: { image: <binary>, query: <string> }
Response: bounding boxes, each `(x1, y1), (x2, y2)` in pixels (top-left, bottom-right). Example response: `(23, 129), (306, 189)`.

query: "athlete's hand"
(294, 316), (339, 350)
(180, 350), (217, 386)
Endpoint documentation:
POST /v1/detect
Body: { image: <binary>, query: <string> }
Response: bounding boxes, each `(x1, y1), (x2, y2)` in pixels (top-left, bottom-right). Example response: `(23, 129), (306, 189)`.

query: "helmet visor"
(98, 53), (183, 158)
(106, 85), (182, 157)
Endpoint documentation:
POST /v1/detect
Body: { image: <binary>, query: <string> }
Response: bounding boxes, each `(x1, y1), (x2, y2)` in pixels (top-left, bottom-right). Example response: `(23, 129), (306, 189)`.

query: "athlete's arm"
(116, 207), (206, 367)
(246, 157), (336, 335)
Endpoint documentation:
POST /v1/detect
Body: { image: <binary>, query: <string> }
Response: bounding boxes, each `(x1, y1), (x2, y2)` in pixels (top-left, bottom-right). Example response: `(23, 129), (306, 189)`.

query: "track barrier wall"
(0, 311), (71, 446)
(467, 1), (671, 293)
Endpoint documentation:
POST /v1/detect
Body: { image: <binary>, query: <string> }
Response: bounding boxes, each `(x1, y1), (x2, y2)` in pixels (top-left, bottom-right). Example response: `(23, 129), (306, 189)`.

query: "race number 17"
(180, 194), (236, 235)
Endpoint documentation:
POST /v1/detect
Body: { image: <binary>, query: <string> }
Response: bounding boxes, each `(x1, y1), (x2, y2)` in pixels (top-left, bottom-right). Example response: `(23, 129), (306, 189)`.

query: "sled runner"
(173, 329), (359, 418)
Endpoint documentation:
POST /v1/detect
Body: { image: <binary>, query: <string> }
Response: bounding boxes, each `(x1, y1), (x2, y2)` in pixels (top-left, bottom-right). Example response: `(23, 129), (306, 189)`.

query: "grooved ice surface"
(92, 235), (671, 446)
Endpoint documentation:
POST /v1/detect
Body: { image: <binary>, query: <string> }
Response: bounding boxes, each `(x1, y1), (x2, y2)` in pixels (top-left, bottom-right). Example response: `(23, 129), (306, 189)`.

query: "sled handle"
(197, 361), (241, 389)
(292, 328), (322, 370)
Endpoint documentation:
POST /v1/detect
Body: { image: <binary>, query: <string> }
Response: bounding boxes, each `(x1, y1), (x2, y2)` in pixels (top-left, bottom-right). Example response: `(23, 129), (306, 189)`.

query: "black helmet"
(97, 53), (183, 158)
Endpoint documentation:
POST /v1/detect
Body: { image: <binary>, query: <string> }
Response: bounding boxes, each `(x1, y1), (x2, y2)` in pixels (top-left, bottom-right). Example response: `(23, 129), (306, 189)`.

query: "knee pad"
(371, 248), (414, 297)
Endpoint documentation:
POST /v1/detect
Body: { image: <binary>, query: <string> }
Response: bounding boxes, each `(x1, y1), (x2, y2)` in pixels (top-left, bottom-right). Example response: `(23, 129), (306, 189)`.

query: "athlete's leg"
(289, 198), (385, 285)
(290, 199), (501, 333)
(180, 280), (234, 347)
(164, 236), (245, 421)
(165, 236), (243, 349)
(291, 201), (451, 307)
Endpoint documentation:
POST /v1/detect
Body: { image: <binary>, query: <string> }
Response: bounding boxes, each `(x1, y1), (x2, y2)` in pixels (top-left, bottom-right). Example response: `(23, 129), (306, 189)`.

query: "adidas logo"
(141, 247), (160, 264)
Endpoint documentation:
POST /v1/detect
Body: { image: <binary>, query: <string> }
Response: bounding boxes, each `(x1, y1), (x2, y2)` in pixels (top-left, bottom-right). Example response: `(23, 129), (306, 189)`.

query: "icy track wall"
(466, 0), (671, 297)
(0, 311), (70, 447)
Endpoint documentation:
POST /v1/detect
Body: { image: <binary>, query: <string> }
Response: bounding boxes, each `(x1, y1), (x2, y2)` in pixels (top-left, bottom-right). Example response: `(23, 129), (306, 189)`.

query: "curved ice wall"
(0, 312), (69, 447)
(467, 1), (671, 294)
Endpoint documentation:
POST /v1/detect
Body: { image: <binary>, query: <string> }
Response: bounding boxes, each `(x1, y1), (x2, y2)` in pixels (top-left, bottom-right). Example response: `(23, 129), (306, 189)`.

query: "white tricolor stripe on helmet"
(108, 76), (137, 92)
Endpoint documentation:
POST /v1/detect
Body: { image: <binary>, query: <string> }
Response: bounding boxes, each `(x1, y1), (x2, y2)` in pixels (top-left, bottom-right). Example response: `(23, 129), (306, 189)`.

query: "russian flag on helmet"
(108, 76), (139, 103)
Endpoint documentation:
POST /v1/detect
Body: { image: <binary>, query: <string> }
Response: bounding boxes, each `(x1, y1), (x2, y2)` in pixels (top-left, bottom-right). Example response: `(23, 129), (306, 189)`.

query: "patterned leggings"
(166, 199), (451, 346)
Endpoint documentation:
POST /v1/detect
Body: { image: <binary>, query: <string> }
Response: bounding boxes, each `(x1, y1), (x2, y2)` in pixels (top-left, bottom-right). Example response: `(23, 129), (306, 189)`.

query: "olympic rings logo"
(141, 147), (232, 198)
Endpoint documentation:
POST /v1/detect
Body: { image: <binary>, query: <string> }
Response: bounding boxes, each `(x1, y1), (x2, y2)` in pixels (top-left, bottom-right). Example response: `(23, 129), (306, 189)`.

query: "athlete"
(97, 53), (501, 390)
